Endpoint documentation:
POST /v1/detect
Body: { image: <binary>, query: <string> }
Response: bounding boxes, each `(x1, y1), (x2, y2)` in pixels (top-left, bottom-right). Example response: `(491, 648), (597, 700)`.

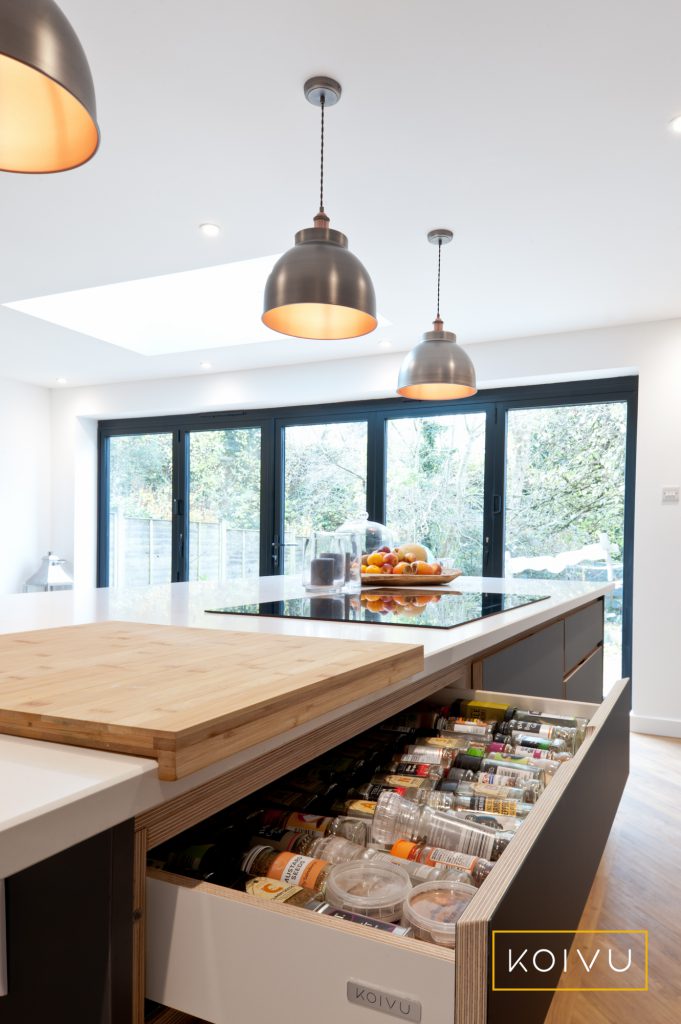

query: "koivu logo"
(347, 980), (422, 1022)
(492, 930), (649, 992)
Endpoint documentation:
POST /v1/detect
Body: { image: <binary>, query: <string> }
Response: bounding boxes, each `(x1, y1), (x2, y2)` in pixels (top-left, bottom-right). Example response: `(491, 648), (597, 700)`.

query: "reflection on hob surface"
(205, 590), (549, 629)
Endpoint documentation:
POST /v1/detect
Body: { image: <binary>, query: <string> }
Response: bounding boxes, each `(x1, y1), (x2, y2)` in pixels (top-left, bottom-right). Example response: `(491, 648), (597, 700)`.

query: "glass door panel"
(108, 433), (173, 586)
(188, 428), (262, 581)
(282, 421), (368, 573)
(504, 402), (628, 689)
(385, 413), (486, 573)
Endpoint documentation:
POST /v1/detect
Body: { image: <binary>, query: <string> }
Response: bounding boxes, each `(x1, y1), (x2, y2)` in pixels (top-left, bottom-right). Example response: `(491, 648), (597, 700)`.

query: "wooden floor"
(546, 731), (681, 1024)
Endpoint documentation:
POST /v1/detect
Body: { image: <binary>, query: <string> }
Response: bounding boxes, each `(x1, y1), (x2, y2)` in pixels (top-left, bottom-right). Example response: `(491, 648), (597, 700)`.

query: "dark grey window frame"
(98, 375), (637, 675)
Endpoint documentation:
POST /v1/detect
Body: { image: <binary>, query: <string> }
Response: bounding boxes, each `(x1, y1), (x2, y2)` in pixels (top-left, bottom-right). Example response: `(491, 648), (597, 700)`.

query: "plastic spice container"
(324, 860), (411, 922)
(308, 836), (368, 864)
(401, 880), (477, 947)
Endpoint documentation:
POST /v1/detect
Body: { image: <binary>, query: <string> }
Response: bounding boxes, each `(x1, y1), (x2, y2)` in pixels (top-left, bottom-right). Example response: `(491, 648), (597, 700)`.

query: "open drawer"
(145, 678), (631, 1024)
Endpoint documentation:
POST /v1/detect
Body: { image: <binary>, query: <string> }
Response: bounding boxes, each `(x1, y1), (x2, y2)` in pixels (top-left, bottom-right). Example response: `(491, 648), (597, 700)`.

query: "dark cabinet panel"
(564, 599), (604, 674)
(2, 821), (133, 1024)
(479, 621), (565, 699)
(564, 647), (604, 703)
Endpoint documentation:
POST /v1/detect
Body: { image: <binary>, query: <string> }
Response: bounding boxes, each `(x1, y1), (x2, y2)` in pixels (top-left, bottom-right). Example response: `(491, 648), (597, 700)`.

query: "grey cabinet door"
(480, 621), (564, 699)
(564, 647), (604, 703)
(564, 599), (604, 674)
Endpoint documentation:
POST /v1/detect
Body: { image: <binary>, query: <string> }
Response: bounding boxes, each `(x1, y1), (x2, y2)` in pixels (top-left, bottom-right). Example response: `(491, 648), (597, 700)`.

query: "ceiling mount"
(304, 76), (342, 107)
(427, 229), (454, 246)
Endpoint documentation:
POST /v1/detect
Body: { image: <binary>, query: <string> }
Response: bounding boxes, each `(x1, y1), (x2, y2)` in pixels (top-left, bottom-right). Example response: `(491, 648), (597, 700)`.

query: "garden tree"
(386, 414), (486, 574)
(283, 423), (367, 537)
(505, 403), (626, 565)
(188, 429), (260, 528)
(109, 433), (173, 520)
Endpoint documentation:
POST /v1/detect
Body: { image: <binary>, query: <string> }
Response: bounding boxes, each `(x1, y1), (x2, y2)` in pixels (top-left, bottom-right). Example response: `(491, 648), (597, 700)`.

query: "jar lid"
(391, 840), (419, 860)
(325, 861), (411, 920)
(402, 880), (477, 947)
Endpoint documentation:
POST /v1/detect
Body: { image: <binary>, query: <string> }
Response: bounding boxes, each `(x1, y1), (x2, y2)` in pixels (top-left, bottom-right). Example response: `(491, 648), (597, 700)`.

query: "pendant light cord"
(436, 238), (442, 319)
(319, 94), (326, 213)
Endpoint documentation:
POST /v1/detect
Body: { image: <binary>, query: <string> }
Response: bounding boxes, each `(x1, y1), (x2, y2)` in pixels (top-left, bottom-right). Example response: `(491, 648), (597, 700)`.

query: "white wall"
(49, 317), (681, 736)
(0, 378), (51, 595)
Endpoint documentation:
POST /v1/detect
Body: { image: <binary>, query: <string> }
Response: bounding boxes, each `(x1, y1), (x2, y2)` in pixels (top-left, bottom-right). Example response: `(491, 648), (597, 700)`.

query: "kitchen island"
(0, 575), (621, 1024)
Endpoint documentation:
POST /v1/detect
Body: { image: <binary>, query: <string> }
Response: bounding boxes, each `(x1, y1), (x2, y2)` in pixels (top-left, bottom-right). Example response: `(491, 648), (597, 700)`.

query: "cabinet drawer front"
(479, 622), (564, 699)
(455, 678), (630, 1024)
(564, 646), (603, 702)
(564, 600), (603, 674)
(146, 874), (455, 1024)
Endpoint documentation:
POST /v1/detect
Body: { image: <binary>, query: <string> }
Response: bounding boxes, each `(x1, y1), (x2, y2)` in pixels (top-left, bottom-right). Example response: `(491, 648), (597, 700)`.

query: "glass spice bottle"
(241, 845), (332, 893)
(389, 840), (494, 887)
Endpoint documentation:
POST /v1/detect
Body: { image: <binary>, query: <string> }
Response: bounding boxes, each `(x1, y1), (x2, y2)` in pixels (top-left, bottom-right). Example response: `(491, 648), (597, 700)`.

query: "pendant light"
(397, 229), (477, 400)
(0, 0), (99, 173)
(262, 77), (377, 340)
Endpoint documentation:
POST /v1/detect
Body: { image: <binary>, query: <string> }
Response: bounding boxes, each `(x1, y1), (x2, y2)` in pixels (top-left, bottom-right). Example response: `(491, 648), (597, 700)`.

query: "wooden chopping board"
(0, 621), (423, 780)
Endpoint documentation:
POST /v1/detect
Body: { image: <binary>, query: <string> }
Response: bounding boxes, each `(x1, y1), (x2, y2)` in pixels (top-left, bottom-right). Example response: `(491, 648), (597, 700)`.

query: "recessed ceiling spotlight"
(199, 223), (221, 238)
(378, 339), (392, 349)
(199, 361), (212, 369)
(56, 377), (67, 384)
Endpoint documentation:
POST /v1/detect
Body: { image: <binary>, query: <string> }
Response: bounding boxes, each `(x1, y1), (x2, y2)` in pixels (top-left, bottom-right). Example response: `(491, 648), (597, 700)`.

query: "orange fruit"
(430, 562), (443, 575)
(367, 552), (385, 567)
(415, 561), (435, 575)
(365, 564), (382, 574)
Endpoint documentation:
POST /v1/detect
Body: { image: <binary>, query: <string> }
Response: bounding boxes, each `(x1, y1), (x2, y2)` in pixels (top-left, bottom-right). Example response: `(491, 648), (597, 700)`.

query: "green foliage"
(505, 403), (627, 560)
(386, 414), (486, 574)
(284, 422), (367, 536)
(109, 433), (172, 520)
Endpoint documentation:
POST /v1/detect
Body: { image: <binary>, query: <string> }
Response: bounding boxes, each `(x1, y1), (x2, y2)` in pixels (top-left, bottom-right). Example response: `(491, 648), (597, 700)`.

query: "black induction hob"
(205, 590), (549, 629)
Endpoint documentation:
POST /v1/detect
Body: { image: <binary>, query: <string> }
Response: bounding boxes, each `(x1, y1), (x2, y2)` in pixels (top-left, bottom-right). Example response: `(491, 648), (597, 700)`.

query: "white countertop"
(0, 575), (610, 877)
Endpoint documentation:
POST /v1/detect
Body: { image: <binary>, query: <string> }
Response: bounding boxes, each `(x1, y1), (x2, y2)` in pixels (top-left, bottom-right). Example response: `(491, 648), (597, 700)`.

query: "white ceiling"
(2, 0), (681, 388)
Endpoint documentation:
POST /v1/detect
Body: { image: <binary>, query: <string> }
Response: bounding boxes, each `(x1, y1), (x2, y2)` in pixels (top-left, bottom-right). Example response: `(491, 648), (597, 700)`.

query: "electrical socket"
(662, 486), (680, 504)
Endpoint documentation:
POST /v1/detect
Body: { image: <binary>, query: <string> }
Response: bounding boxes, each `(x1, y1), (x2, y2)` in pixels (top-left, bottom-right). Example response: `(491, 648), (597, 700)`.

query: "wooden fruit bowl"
(361, 570), (463, 587)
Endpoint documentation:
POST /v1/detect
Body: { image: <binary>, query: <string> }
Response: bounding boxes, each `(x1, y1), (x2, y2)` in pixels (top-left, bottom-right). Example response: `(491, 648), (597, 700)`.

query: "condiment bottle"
(430, 791), (534, 819)
(241, 846), (331, 893)
(371, 791), (513, 861)
(363, 848), (469, 884)
(390, 841), (494, 887)
(330, 799), (377, 820)
(244, 877), (317, 907)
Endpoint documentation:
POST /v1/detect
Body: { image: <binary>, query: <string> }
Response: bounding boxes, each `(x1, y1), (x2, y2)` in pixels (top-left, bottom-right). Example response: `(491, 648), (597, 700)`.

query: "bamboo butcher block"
(0, 621), (423, 780)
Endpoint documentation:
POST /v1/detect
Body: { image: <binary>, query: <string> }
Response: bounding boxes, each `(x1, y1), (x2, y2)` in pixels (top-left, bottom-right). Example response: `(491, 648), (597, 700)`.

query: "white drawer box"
(145, 679), (630, 1024)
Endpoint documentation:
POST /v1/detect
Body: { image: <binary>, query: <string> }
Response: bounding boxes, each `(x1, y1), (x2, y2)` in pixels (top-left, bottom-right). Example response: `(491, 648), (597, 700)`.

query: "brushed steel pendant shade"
(262, 77), (377, 340)
(397, 229), (477, 400)
(0, 0), (99, 173)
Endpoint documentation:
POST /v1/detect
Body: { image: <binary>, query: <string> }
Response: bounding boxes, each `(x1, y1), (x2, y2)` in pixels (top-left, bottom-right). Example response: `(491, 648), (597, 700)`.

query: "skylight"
(5, 255), (388, 356)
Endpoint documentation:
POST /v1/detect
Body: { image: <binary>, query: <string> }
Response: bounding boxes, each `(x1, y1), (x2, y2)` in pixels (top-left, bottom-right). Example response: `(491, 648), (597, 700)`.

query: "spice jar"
(401, 880), (477, 947)
(390, 841), (494, 887)
(324, 860), (411, 922)
(364, 848), (469, 885)
(307, 836), (368, 865)
(241, 846), (331, 893)
(244, 877), (316, 907)
(371, 791), (513, 861)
